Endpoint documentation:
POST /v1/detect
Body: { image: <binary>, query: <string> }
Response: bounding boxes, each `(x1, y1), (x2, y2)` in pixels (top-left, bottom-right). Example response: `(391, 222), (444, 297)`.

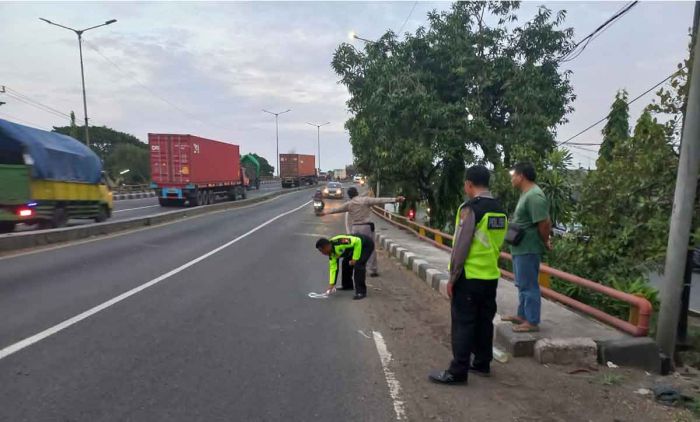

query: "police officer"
(316, 234), (375, 300)
(429, 165), (507, 385)
(321, 187), (404, 277)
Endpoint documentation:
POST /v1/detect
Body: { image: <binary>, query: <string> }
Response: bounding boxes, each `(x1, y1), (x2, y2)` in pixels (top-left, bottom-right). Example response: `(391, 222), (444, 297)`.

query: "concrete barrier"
(0, 186), (314, 254)
(113, 191), (156, 201)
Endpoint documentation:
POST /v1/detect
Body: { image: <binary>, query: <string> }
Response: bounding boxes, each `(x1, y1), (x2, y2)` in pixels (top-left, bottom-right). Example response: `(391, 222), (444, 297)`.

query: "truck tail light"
(18, 208), (33, 217)
(408, 209), (415, 220)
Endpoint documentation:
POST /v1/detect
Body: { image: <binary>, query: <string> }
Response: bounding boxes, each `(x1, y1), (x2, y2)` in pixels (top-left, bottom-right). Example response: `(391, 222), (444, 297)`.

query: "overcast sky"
(0, 1), (694, 171)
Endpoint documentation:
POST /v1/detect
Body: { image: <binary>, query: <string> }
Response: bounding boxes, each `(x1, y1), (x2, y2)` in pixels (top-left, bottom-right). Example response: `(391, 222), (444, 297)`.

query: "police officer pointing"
(429, 165), (507, 385)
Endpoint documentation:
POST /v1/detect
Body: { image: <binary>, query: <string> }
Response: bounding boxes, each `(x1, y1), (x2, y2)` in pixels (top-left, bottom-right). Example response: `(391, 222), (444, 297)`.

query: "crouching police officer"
(429, 165), (507, 385)
(316, 234), (375, 300)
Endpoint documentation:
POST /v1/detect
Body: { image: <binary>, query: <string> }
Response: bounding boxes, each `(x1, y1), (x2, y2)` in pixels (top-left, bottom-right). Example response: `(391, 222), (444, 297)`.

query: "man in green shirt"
(503, 162), (552, 333)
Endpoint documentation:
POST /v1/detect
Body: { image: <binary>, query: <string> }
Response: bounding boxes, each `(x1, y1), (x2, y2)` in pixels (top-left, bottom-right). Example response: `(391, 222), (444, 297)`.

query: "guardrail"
(371, 206), (652, 337)
(114, 184), (150, 194)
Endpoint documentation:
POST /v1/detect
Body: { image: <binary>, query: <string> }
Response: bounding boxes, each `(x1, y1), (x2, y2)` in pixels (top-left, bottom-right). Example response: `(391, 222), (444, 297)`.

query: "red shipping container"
(149, 134), (242, 187)
(279, 154), (316, 178)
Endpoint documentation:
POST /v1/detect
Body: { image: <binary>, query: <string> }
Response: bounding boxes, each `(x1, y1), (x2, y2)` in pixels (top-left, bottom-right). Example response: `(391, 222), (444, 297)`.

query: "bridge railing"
(371, 205), (652, 337)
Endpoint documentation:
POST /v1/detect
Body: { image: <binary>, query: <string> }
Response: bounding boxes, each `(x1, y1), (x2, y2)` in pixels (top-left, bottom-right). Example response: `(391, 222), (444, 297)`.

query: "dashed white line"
(372, 331), (407, 421)
(0, 200), (311, 361)
(113, 205), (161, 213)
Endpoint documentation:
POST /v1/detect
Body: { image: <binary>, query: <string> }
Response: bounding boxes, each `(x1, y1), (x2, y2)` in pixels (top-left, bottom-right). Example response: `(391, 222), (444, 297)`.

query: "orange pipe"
(374, 207), (652, 337)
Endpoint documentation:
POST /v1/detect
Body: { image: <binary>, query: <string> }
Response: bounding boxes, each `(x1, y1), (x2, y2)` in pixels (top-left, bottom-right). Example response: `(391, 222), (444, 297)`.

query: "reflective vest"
(454, 198), (507, 280)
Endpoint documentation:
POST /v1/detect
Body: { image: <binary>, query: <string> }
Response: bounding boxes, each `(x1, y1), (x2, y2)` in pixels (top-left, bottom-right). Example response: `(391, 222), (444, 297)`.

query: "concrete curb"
(0, 186), (314, 254)
(374, 231), (660, 370)
(113, 191), (156, 201)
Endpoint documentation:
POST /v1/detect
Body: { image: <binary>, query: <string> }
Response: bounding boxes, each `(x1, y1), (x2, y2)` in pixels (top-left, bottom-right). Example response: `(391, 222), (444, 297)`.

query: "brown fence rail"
(372, 206), (652, 337)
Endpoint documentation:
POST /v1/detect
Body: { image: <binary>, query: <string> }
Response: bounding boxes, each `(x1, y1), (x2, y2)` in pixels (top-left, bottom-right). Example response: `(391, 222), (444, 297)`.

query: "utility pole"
(656, 1), (700, 362)
(307, 122), (330, 172)
(40, 18), (117, 148)
(263, 109), (291, 177)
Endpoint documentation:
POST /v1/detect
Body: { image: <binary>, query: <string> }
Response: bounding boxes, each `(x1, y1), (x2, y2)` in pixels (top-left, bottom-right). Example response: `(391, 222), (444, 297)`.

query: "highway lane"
(12, 183), (285, 232)
(0, 187), (395, 421)
(110, 182), (284, 221)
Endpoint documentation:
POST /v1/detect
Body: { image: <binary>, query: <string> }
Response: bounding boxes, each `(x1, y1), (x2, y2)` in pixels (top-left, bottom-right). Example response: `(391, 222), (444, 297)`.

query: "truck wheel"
(240, 187), (247, 200)
(256, 180), (261, 190)
(196, 191), (204, 206)
(0, 222), (15, 234)
(94, 205), (109, 223)
(158, 198), (169, 207)
(208, 192), (216, 205)
(51, 207), (68, 228)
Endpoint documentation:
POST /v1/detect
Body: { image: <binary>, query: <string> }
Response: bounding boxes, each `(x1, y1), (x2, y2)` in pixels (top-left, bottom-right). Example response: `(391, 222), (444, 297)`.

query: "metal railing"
(113, 184), (151, 194)
(372, 206), (652, 337)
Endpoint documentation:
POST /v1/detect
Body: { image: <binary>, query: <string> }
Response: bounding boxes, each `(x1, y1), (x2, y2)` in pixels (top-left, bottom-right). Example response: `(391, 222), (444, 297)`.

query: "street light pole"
(307, 122), (330, 172)
(263, 109), (291, 177)
(40, 17), (117, 147)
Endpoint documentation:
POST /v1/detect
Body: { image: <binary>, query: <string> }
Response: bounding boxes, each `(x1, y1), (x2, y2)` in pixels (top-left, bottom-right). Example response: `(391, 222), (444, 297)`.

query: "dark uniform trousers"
(340, 235), (375, 295)
(448, 274), (499, 377)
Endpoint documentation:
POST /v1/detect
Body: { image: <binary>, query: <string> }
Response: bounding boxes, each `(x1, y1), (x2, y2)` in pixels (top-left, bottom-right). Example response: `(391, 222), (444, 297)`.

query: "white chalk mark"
(372, 331), (406, 421)
(307, 292), (329, 299)
(0, 200), (311, 361)
(357, 330), (371, 339)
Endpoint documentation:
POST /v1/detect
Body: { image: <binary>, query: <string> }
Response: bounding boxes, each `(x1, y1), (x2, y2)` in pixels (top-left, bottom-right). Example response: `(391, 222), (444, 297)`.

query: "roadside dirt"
(364, 250), (693, 422)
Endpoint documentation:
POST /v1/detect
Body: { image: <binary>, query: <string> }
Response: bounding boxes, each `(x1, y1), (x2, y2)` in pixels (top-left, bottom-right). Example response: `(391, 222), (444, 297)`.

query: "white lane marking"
(0, 200), (311, 361)
(372, 331), (406, 421)
(113, 205), (160, 213)
(357, 330), (371, 339)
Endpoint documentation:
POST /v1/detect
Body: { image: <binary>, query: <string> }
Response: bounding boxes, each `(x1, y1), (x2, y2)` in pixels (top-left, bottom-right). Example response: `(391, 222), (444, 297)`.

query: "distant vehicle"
(323, 182), (344, 199)
(280, 154), (317, 188)
(353, 175), (363, 183)
(149, 133), (249, 207)
(333, 168), (347, 181)
(0, 119), (113, 233)
(241, 154), (261, 190)
(318, 172), (328, 182)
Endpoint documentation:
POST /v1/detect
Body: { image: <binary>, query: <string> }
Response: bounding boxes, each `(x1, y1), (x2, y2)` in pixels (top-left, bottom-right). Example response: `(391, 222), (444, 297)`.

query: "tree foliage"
(599, 90), (629, 163)
(52, 123), (147, 162)
(247, 153), (275, 177)
(104, 144), (150, 184)
(332, 1), (575, 228)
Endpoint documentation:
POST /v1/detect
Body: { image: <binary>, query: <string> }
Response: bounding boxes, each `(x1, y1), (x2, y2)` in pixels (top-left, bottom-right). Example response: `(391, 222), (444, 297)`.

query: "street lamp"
(262, 108), (291, 177)
(307, 122), (330, 172)
(349, 31), (377, 44)
(39, 17), (117, 147)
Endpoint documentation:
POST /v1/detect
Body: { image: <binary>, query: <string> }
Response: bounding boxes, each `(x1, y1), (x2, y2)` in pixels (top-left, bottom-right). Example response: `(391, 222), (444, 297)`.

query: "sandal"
(502, 316), (524, 324)
(512, 323), (539, 333)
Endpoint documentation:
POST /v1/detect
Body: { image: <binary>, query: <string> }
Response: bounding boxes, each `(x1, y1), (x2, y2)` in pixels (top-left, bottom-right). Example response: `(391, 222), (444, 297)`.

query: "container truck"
(0, 119), (113, 232)
(241, 154), (261, 190)
(149, 133), (248, 207)
(333, 168), (347, 181)
(279, 154), (317, 188)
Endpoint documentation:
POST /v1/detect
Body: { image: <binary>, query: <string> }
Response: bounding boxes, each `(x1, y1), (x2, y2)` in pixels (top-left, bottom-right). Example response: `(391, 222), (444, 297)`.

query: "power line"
(82, 39), (231, 132)
(559, 1), (639, 63)
(0, 110), (53, 130)
(557, 66), (684, 147)
(3, 88), (71, 120)
(397, 2), (418, 35)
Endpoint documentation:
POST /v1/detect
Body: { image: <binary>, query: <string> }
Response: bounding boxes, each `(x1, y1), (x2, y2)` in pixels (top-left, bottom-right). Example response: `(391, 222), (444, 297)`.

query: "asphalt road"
(13, 183), (284, 232)
(0, 188), (396, 421)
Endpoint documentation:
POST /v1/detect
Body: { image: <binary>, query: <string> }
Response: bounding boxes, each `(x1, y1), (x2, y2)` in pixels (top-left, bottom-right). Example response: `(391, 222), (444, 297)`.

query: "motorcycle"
(313, 199), (325, 216)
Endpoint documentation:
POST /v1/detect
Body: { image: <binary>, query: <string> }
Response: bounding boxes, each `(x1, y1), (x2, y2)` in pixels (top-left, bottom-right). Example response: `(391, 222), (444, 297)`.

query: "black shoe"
(370, 272), (379, 278)
(428, 370), (467, 385)
(469, 365), (491, 377)
(353, 293), (366, 300)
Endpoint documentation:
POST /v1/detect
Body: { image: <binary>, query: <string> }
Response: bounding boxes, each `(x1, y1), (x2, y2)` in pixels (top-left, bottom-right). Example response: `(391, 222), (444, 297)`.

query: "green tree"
(104, 144), (150, 184)
(248, 153), (274, 177)
(332, 1), (575, 228)
(598, 90), (630, 163)
(52, 124), (146, 162)
(68, 111), (79, 140)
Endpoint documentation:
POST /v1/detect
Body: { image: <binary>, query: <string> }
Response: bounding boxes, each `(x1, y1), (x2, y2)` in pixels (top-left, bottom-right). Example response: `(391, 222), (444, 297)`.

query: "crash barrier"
(113, 184), (150, 194)
(0, 186), (315, 254)
(371, 206), (652, 337)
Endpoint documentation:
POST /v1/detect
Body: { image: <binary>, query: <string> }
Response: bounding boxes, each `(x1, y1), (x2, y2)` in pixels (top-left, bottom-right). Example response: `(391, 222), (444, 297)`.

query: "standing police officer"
(429, 165), (507, 385)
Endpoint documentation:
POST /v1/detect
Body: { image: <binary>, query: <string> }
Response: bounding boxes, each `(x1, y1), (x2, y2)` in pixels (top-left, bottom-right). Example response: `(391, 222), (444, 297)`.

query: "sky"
(0, 1), (694, 171)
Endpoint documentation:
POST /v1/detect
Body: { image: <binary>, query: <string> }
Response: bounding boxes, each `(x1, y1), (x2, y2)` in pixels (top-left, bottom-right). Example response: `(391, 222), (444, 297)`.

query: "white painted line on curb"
(0, 200), (312, 361)
(372, 331), (406, 421)
(113, 205), (161, 213)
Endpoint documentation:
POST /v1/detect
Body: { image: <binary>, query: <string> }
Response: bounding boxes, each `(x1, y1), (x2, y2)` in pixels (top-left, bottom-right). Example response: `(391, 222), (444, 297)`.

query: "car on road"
(323, 182), (344, 199)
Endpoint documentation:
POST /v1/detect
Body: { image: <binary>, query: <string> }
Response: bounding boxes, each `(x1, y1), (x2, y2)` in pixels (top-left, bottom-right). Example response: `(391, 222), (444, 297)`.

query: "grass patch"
(599, 373), (624, 386)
